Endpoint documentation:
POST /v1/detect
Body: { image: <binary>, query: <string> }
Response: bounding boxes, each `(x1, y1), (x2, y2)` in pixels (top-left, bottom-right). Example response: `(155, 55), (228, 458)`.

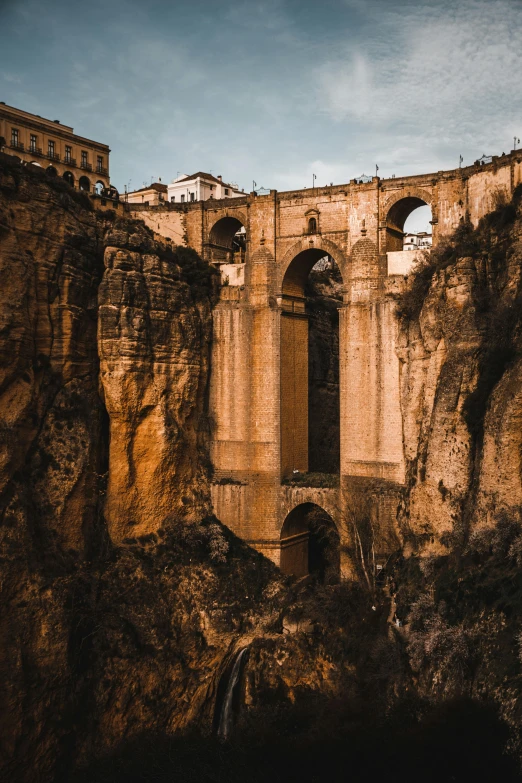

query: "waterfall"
(217, 647), (249, 741)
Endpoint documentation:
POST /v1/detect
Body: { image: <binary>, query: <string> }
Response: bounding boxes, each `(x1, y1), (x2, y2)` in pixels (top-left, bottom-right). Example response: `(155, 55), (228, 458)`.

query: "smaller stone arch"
(94, 180), (104, 195)
(207, 213), (247, 265)
(63, 171), (74, 186)
(381, 186), (435, 253)
(280, 502), (340, 581)
(46, 165), (57, 177)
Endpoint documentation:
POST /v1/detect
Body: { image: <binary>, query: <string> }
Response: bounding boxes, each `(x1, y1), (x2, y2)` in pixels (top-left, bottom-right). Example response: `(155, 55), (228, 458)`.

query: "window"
(97, 155), (103, 172)
(65, 145), (72, 163)
(224, 188), (229, 195)
(308, 217), (317, 234)
(30, 134), (37, 152)
(81, 151), (88, 167)
(11, 128), (19, 146)
(181, 194), (185, 203)
(209, 184), (213, 190)
(170, 196), (175, 202)
(48, 140), (55, 157)
(190, 192), (195, 202)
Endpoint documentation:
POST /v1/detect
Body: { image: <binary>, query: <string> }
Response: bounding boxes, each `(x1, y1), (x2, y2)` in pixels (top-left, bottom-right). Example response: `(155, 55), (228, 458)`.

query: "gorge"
(2, 152), (522, 781)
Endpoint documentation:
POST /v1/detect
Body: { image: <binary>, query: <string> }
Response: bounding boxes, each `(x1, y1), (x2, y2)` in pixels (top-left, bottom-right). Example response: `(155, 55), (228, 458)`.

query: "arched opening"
(403, 204), (433, 252)
(385, 196), (432, 253)
(94, 180), (104, 195)
(208, 216), (246, 264)
(281, 249), (343, 478)
(79, 175), (91, 192)
(46, 165), (57, 177)
(308, 217), (317, 234)
(280, 503), (340, 581)
(63, 171), (74, 186)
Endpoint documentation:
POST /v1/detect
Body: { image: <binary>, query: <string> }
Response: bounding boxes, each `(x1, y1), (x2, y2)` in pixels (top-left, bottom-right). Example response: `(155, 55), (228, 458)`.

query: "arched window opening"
(281, 250), (342, 478)
(403, 205), (433, 251)
(63, 171), (74, 186)
(308, 217), (317, 234)
(46, 165), (57, 177)
(208, 216), (246, 264)
(95, 181), (104, 195)
(280, 503), (340, 582)
(79, 176), (91, 192)
(385, 197), (432, 253)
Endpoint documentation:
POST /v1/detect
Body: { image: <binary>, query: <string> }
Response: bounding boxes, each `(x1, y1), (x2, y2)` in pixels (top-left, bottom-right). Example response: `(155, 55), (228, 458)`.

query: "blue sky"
(2, 0), (522, 228)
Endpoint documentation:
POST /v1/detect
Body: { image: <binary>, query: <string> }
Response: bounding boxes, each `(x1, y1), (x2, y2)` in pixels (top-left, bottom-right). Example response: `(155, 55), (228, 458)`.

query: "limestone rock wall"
(98, 231), (215, 542)
(0, 158), (222, 782)
(397, 195), (522, 553)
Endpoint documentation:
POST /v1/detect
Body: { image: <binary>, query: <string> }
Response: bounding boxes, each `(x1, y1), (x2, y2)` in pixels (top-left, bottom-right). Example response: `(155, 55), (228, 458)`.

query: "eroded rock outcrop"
(397, 197), (522, 553)
(98, 230), (215, 542)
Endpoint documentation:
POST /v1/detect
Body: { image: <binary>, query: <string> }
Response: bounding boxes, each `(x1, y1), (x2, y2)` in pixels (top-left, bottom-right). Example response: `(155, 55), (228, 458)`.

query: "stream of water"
(217, 647), (249, 741)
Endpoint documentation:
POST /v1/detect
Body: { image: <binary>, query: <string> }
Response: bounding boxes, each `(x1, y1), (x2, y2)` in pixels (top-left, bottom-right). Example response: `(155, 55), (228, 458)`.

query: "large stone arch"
(279, 236), (348, 294)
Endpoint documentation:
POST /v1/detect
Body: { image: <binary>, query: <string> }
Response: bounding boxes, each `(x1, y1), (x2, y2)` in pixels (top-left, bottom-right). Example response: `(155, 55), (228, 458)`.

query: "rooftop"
(172, 171), (238, 189)
(128, 182), (168, 195)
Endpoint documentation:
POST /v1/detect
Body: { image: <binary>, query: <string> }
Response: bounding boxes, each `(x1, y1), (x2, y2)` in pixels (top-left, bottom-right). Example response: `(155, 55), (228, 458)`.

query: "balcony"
(64, 157), (76, 167)
(29, 146), (43, 157)
(80, 161), (92, 171)
(96, 166), (108, 176)
(10, 141), (24, 151)
(47, 151), (60, 161)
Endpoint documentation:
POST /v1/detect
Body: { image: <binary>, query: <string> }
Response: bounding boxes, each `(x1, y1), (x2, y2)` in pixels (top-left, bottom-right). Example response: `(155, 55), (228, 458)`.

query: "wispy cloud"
(315, 0), (522, 166)
(1, 0), (520, 190)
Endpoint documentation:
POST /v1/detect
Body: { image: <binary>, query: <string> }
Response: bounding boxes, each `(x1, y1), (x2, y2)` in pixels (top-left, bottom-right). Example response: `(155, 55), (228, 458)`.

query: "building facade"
(167, 171), (244, 203)
(403, 231), (432, 250)
(126, 182), (168, 205)
(0, 102), (110, 193)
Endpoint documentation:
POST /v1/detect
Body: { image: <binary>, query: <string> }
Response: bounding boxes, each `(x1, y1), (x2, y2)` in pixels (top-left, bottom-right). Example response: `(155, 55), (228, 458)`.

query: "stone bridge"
(131, 152), (522, 576)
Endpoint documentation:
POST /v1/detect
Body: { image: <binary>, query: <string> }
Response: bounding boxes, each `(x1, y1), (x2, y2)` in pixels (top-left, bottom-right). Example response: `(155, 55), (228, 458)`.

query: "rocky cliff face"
(390, 190), (522, 759)
(397, 190), (522, 553)
(98, 230), (214, 542)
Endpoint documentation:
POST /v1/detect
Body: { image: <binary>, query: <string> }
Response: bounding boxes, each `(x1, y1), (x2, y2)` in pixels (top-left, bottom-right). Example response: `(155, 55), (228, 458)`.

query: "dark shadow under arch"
(280, 503), (340, 581)
(281, 249), (343, 477)
(63, 171), (74, 186)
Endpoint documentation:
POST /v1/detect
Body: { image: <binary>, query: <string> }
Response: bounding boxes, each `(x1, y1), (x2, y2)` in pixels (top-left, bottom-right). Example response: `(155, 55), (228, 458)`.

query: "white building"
(167, 171), (244, 203)
(403, 231), (432, 250)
